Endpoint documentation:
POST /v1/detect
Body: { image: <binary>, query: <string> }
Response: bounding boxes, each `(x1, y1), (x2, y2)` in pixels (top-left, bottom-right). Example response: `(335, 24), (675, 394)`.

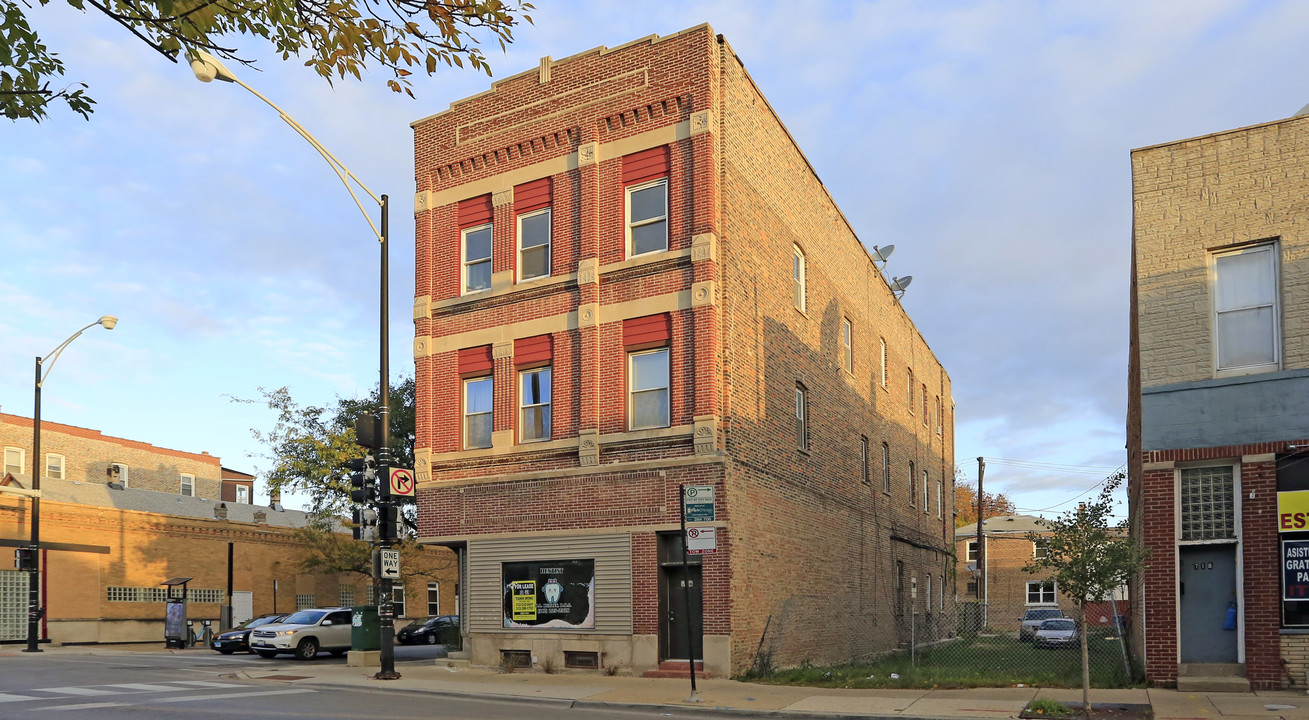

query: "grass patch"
(739, 632), (1138, 689)
(1028, 698), (1077, 716)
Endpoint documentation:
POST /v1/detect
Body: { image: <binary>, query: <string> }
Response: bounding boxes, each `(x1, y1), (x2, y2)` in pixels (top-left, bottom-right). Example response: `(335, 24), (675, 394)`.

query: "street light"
(26, 315), (117, 652)
(187, 49), (398, 679)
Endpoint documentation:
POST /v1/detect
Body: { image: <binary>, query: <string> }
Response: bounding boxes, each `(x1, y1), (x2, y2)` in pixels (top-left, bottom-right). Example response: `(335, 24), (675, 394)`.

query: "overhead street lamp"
(26, 315), (118, 652)
(187, 50), (398, 679)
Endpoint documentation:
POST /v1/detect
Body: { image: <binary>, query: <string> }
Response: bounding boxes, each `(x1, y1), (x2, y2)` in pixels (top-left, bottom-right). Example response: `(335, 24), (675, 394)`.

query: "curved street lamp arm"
(38, 320), (104, 387)
(228, 77), (384, 244)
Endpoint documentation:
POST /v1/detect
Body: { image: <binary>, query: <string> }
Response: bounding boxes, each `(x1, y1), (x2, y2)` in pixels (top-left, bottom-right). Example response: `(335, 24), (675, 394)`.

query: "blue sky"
(3, 0), (1305, 518)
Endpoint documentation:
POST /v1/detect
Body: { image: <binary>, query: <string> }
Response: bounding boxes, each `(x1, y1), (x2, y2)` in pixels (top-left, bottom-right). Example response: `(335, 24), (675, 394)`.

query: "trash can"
(351, 606), (380, 652)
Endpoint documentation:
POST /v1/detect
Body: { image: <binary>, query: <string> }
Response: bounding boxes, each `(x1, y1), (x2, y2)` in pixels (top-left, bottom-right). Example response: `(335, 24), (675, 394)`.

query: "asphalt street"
(0, 648), (748, 719)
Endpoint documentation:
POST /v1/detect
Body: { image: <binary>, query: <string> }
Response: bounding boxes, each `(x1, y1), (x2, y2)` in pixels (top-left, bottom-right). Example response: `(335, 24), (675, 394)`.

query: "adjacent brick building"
(412, 25), (954, 675)
(1129, 112), (1309, 689)
(0, 412), (456, 644)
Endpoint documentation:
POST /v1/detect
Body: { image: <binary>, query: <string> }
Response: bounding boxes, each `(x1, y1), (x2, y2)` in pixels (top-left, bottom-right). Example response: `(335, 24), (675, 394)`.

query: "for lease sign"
(1279, 491), (1309, 532)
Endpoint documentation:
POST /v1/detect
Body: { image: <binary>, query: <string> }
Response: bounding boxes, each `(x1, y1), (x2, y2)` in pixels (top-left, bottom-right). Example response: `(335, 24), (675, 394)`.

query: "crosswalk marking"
(0, 679), (291, 706)
(40, 702), (125, 711)
(35, 687), (119, 696)
(0, 694), (38, 703)
(103, 683), (183, 692)
(167, 681), (245, 689)
(149, 689), (316, 704)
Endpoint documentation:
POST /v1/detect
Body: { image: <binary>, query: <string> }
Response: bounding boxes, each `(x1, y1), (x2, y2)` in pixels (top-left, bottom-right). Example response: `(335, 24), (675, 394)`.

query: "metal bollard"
(201, 620), (213, 648)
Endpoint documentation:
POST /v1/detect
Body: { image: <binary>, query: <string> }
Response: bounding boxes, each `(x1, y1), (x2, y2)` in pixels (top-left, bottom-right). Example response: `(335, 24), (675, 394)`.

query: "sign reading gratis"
(1286, 540), (1309, 600)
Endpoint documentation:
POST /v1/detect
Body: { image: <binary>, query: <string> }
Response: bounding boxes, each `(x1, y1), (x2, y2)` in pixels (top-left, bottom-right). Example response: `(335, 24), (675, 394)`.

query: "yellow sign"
(510, 581), (537, 621)
(1277, 491), (1309, 532)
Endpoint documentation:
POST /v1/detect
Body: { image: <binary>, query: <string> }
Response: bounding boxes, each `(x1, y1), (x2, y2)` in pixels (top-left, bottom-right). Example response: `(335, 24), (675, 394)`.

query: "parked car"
(250, 607), (354, 660)
(1019, 607), (1066, 641)
(1033, 617), (1079, 648)
(210, 613), (290, 654)
(396, 615), (459, 645)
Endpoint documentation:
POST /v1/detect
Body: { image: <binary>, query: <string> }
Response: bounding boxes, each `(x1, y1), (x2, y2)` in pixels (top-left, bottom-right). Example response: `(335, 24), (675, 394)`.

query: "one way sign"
(377, 549), (401, 579)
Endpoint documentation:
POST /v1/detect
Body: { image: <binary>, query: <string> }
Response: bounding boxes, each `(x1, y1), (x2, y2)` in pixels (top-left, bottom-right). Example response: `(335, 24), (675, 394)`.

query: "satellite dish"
(872, 244), (895, 265)
(891, 276), (913, 293)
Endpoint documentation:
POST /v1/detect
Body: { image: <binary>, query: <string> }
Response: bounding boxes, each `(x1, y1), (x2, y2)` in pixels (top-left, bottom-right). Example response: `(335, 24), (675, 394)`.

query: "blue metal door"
(1179, 544), (1238, 663)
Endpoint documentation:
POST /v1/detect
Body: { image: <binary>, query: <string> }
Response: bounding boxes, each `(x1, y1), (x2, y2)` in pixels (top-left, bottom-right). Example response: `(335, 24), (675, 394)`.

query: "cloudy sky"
(3, 0), (1303, 518)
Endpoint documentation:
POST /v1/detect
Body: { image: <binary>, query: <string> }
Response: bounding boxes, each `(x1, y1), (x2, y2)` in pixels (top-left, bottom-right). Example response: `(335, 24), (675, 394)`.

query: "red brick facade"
(412, 26), (954, 674)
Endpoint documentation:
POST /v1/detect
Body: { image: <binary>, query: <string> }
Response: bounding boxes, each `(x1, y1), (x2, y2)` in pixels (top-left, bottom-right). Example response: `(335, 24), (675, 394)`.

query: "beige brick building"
(412, 25), (954, 675)
(1130, 112), (1309, 688)
(0, 412), (456, 645)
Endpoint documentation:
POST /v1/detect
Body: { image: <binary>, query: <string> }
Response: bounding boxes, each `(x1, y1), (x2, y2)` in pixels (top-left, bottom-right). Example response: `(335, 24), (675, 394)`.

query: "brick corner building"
(1129, 112), (1309, 690)
(412, 25), (954, 675)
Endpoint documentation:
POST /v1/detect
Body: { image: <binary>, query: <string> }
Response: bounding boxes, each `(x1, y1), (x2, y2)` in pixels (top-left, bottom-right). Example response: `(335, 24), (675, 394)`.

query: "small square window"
(464, 376), (494, 449)
(463, 223), (493, 294)
(627, 180), (667, 256)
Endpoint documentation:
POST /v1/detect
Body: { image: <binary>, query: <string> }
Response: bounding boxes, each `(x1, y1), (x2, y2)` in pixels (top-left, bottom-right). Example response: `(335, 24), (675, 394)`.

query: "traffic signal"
(378, 504), (400, 542)
(13, 547), (33, 570)
(351, 507), (378, 541)
(346, 457), (375, 504)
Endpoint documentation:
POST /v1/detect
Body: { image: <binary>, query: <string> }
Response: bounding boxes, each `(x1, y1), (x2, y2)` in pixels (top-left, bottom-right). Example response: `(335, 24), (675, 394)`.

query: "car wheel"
(425, 633), (437, 645)
(295, 638), (319, 661)
(256, 650), (278, 659)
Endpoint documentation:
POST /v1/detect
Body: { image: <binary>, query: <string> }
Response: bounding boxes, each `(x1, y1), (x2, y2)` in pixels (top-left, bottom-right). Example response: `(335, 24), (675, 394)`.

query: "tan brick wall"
(0, 413), (225, 498)
(1133, 115), (1309, 388)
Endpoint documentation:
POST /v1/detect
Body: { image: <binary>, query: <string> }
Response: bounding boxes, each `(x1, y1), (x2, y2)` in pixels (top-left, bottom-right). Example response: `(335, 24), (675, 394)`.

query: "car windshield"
(1041, 619), (1076, 631)
(240, 615), (284, 630)
(1029, 609), (1062, 620)
(282, 610), (326, 625)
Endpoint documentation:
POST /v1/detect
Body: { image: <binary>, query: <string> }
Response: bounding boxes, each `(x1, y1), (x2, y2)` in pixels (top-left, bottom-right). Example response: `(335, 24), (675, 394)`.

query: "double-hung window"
(794, 384), (809, 451)
(464, 376), (493, 449)
(792, 246), (806, 312)
(966, 540), (978, 561)
(623, 146), (670, 257)
(46, 454), (64, 480)
(459, 194), (494, 295)
(515, 177), (552, 281)
(180, 473), (195, 497)
(3, 447), (23, 476)
(1212, 242), (1279, 374)
(519, 367), (552, 442)
(427, 582), (440, 616)
(629, 349), (670, 430)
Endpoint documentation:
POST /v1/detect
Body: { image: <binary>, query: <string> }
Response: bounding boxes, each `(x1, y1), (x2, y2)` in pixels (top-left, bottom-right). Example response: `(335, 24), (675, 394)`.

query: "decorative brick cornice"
(577, 141), (598, 167)
(689, 109), (714, 136)
(492, 188), (513, 207)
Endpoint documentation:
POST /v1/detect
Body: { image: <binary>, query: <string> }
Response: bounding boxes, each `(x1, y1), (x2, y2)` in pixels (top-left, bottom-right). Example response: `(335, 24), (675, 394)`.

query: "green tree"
(1023, 472), (1146, 716)
(3, 0), (532, 122)
(237, 375), (416, 517)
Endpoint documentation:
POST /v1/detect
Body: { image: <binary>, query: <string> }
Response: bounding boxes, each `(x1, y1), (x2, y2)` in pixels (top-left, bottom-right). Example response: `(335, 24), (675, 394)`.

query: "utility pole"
(976, 456), (986, 624)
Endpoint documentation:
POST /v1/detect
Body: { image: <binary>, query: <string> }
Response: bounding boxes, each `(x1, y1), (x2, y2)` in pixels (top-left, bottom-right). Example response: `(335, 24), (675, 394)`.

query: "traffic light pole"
(374, 195), (400, 681)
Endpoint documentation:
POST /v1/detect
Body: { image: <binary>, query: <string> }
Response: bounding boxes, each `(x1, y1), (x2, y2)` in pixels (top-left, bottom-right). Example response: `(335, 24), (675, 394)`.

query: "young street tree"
(1023, 472), (1146, 716)
(3, 0), (532, 122)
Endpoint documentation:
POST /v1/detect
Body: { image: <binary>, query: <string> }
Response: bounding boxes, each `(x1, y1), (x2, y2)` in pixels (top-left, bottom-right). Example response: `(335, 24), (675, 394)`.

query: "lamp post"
(26, 315), (117, 652)
(187, 50), (397, 679)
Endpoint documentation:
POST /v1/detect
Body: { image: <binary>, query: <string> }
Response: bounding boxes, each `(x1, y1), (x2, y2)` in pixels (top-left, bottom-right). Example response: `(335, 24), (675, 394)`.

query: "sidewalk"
(25, 645), (1309, 719)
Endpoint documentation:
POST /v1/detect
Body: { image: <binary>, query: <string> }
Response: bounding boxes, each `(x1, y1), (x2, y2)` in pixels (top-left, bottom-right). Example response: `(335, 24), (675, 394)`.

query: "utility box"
(351, 605), (380, 652)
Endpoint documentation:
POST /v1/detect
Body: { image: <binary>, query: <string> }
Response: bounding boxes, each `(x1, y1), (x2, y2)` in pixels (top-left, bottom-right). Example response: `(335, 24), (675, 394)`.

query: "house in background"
(0, 411), (457, 644)
(410, 24), (954, 676)
(1129, 110), (1309, 690)
(955, 514), (1128, 633)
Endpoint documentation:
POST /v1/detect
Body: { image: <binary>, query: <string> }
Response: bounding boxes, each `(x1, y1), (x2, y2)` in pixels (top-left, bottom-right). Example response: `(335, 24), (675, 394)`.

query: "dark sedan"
(211, 613), (290, 654)
(396, 615), (459, 645)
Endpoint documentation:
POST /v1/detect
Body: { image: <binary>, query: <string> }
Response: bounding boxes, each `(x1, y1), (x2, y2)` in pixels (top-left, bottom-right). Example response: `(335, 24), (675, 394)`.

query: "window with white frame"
(627, 179), (667, 256)
(966, 540), (978, 561)
(842, 318), (853, 373)
(860, 436), (869, 484)
(1034, 539), (1049, 559)
(236, 485), (249, 504)
(792, 245), (806, 312)
(517, 208), (551, 281)
(3, 447), (23, 476)
(1212, 242), (1279, 374)
(111, 463), (129, 487)
(519, 367), (552, 442)
(923, 470), (929, 515)
(180, 473), (194, 497)
(46, 454), (64, 480)
(464, 376), (493, 449)
(879, 338), (887, 388)
(1026, 580), (1056, 605)
(462, 223), (492, 294)
(881, 442), (891, 492)
(629, 348), (670, 430)
(936, 481), (943, 519)
(427, 582), (440, 616)
(794, 383), (809, 451)
(393, 586), (406, 618)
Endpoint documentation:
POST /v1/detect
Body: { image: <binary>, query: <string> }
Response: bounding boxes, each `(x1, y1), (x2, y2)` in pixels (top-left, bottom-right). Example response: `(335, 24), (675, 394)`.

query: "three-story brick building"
(412, 25), (954, 675)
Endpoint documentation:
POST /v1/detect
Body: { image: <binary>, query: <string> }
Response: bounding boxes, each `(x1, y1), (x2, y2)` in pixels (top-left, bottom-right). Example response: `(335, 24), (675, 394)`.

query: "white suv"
(250, 607), (354, 660)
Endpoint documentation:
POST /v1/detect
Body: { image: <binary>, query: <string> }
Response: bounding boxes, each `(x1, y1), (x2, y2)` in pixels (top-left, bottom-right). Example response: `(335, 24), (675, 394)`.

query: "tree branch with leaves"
(3, 0), (532, 122)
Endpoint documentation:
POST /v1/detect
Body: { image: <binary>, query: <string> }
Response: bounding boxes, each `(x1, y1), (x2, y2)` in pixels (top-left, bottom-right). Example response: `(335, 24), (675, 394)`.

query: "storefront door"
(1179, 544), (1238, 663)
(657, 532), (702, 661)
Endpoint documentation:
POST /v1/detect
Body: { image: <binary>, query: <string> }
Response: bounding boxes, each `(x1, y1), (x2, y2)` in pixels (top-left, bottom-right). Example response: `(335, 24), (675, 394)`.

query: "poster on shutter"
(1284, 539), (1309, 600)
(502, 559), (594, 629)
